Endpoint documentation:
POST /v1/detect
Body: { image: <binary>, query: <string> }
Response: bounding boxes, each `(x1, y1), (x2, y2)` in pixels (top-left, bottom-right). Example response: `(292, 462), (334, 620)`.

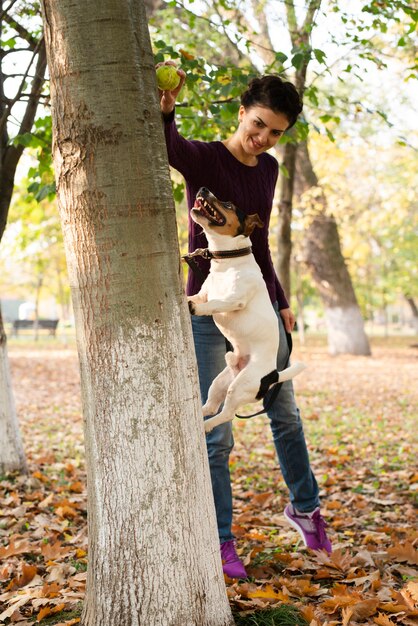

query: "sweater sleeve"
(163, 110), (209, 179)
(274, 274), (290, 310)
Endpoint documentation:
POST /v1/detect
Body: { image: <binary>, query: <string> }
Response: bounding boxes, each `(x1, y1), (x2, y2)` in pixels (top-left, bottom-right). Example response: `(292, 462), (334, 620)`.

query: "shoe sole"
(284, 507), (308, 547)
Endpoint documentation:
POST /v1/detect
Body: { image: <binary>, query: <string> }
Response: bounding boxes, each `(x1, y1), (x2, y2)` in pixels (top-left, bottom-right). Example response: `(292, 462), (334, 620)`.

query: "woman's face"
(237, 105), (290, 156)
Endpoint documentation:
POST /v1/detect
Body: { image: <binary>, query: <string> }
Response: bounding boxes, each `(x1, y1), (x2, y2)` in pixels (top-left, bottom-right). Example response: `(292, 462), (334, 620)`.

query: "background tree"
(306, 131), (418, 334)
(39, 0), (234, 624)
(0, 0), (47, 472)
(3, 180), (69, 329)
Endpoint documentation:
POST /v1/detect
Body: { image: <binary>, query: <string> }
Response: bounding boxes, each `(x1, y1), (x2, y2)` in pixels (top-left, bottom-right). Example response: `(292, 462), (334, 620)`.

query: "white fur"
(188, 213), (306, 433)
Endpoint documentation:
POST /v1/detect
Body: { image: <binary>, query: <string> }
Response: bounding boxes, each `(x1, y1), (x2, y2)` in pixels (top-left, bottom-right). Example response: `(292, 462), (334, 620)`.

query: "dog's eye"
(223, 202), (233, 209)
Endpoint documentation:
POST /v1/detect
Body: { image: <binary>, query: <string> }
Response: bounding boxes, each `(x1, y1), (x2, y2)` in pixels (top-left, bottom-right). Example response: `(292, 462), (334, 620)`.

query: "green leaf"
(35, 183), (56, 202)
(275, 51), (288, 64)
(12, 133), (33, 148)
(304, 86), (319, 107)
(313, 48), (327, 64)
(1, 37), (17, 48)
(291, 52), (305, 71)
(325, 128), (335, 142)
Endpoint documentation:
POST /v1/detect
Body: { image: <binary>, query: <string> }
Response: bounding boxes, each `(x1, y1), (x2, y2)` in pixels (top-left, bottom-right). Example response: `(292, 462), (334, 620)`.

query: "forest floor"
(0, 335), (417, 625)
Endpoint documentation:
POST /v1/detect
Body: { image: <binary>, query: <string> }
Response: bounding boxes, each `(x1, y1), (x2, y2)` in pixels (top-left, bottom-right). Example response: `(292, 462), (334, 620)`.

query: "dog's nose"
(200, 186), (209, 194)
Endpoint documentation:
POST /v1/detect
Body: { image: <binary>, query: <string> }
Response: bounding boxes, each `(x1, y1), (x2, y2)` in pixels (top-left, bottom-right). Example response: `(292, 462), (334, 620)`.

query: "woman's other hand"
(280, 308), (296, 333)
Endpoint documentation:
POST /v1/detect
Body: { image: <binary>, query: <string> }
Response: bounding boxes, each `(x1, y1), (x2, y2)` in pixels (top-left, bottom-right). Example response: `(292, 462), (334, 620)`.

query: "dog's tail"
(278, 361), (307, 382)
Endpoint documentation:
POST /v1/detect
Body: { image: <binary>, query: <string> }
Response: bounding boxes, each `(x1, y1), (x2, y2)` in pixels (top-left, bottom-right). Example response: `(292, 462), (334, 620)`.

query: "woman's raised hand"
(156, 61), (186, 115)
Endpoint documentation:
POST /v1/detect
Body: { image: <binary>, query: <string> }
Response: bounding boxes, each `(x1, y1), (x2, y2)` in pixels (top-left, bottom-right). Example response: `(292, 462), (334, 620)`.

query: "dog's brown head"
(191, 187), (264, 237)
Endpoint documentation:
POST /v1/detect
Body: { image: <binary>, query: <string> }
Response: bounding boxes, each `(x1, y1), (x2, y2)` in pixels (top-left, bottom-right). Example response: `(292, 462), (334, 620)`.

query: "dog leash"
(235, 331), (293, 419)
(182, 246), (252, 283)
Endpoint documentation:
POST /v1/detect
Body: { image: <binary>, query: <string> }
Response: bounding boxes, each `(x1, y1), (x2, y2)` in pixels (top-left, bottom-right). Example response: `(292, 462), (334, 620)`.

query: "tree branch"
(2, 8), (39, 50)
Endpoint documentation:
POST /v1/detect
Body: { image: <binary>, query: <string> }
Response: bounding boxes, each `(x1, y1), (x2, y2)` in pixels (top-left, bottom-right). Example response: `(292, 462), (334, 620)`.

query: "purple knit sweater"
(164, 111), (289, 310)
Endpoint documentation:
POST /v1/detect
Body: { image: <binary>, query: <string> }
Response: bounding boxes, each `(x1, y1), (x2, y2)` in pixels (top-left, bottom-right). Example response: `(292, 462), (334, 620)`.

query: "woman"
(159, 64), (332, 577)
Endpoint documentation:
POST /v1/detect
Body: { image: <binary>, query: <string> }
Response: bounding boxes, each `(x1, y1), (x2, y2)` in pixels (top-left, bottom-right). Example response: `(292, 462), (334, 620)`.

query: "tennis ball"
(156, 65), (181, 91)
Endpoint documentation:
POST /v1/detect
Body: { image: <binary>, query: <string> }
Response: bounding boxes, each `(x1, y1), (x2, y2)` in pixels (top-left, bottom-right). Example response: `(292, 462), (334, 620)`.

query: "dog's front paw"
(188, 300), (196, 315)
(204, 419), (215, 434)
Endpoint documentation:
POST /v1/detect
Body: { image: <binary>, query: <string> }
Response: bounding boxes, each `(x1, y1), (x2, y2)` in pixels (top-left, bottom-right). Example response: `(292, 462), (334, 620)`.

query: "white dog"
(187, 187), (306, 433)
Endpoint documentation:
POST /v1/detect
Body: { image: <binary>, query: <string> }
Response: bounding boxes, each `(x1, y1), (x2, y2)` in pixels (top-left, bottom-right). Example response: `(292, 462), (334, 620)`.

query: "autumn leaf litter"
(0, 339), (417, 625)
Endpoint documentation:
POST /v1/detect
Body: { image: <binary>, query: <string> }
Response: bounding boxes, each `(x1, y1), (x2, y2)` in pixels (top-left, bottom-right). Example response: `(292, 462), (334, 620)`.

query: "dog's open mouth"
(193, 195), (226, 226)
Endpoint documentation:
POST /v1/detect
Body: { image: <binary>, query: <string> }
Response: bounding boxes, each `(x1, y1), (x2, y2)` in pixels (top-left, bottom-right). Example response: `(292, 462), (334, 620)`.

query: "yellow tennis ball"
(156, 65), (181, 91)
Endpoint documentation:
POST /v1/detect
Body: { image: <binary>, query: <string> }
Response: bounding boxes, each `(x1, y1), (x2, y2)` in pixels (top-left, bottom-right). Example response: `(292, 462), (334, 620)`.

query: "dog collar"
(182, 246), (252, 283)
(184, 246), (252, 261)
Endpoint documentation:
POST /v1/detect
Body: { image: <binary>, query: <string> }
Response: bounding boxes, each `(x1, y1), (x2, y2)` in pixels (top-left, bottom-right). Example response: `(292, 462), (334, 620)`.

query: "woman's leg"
(267, 308), (320, 512)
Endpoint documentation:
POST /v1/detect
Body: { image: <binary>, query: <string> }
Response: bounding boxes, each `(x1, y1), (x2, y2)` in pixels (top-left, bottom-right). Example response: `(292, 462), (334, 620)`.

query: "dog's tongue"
(193, 198), (201, 208)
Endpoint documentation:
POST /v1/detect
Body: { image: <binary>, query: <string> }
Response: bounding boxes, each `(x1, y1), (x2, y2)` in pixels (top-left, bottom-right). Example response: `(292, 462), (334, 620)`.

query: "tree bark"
(405, 296), (418, 333)
(0, 306), (27, 474)
(275, 141), (297, 301)
(40, 1), (234, 624)
(296, 142), (371, 355)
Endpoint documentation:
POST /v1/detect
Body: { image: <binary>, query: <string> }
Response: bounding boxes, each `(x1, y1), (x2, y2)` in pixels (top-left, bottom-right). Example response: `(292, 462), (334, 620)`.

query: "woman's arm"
(158, 62), (209, 180)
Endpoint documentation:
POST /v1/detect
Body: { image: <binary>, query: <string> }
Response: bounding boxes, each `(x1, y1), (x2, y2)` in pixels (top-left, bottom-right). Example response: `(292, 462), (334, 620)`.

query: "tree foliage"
(2, 0), (417, 321)
(0, 0), (47, 241)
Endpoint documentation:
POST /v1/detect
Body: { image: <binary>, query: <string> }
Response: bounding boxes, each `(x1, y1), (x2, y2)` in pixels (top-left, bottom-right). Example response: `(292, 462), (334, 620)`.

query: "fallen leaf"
(387, 542), (418, 565)
(373, 613), (397, 626)
(351, 598), (379, 619)
(37, 603), (65, 622)
(0, 539), (32, 558)
(405, 580), (418, 605)
(342, 606), (354, 625)
(41, 541), (71, 561)
(247, 584), (285, 600)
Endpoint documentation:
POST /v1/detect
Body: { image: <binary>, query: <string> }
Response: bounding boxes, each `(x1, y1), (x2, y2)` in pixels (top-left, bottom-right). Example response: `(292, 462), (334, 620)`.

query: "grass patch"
(29, 603), (83, 624)
(234, 605), (309, 626)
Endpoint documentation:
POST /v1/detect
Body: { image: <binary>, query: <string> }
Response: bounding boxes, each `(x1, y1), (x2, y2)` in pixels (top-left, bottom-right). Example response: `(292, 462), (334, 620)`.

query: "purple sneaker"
(284, 504), (332, 553)
(220, 540), (247, 578)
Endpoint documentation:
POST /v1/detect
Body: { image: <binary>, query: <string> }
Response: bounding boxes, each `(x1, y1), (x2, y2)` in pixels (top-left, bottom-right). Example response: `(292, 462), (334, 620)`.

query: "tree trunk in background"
(0, 306), (27, 474)
(297, 142), (371, 355)
(0, 15), (46, 474)
(144, 0), (165, 17)
(275, 141), (298, 301)
(0, 39), (47, 241)
(273, 1), (318, 302)
(40, 1), (233, 625)
(405, 296), (418, 333)
(277, 1), (369, 355)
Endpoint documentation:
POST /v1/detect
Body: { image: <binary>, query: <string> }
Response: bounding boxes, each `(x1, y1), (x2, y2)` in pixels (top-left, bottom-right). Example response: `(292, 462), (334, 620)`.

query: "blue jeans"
(191, 304), (319, 543)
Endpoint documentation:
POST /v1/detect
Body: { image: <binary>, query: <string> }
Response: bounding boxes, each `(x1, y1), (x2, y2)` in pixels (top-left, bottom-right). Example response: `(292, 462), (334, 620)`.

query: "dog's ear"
(243, 213), (264, 237)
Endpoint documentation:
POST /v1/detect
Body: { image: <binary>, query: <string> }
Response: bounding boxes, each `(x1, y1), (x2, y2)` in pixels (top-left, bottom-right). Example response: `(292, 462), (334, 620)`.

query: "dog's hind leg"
(204, 370), (258, 433)
(202, 366), (234, 417)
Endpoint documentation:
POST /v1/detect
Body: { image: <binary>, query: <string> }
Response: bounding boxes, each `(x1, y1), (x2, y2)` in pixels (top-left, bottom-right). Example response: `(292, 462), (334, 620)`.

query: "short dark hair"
(241, 75), (303, 129)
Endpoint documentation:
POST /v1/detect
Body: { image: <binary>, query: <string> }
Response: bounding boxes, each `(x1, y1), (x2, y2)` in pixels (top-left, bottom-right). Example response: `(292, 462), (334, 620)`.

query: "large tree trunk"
(297, 142), (371, 355)
(0, 306), (27, 474)
(40, 1), (233, 625)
